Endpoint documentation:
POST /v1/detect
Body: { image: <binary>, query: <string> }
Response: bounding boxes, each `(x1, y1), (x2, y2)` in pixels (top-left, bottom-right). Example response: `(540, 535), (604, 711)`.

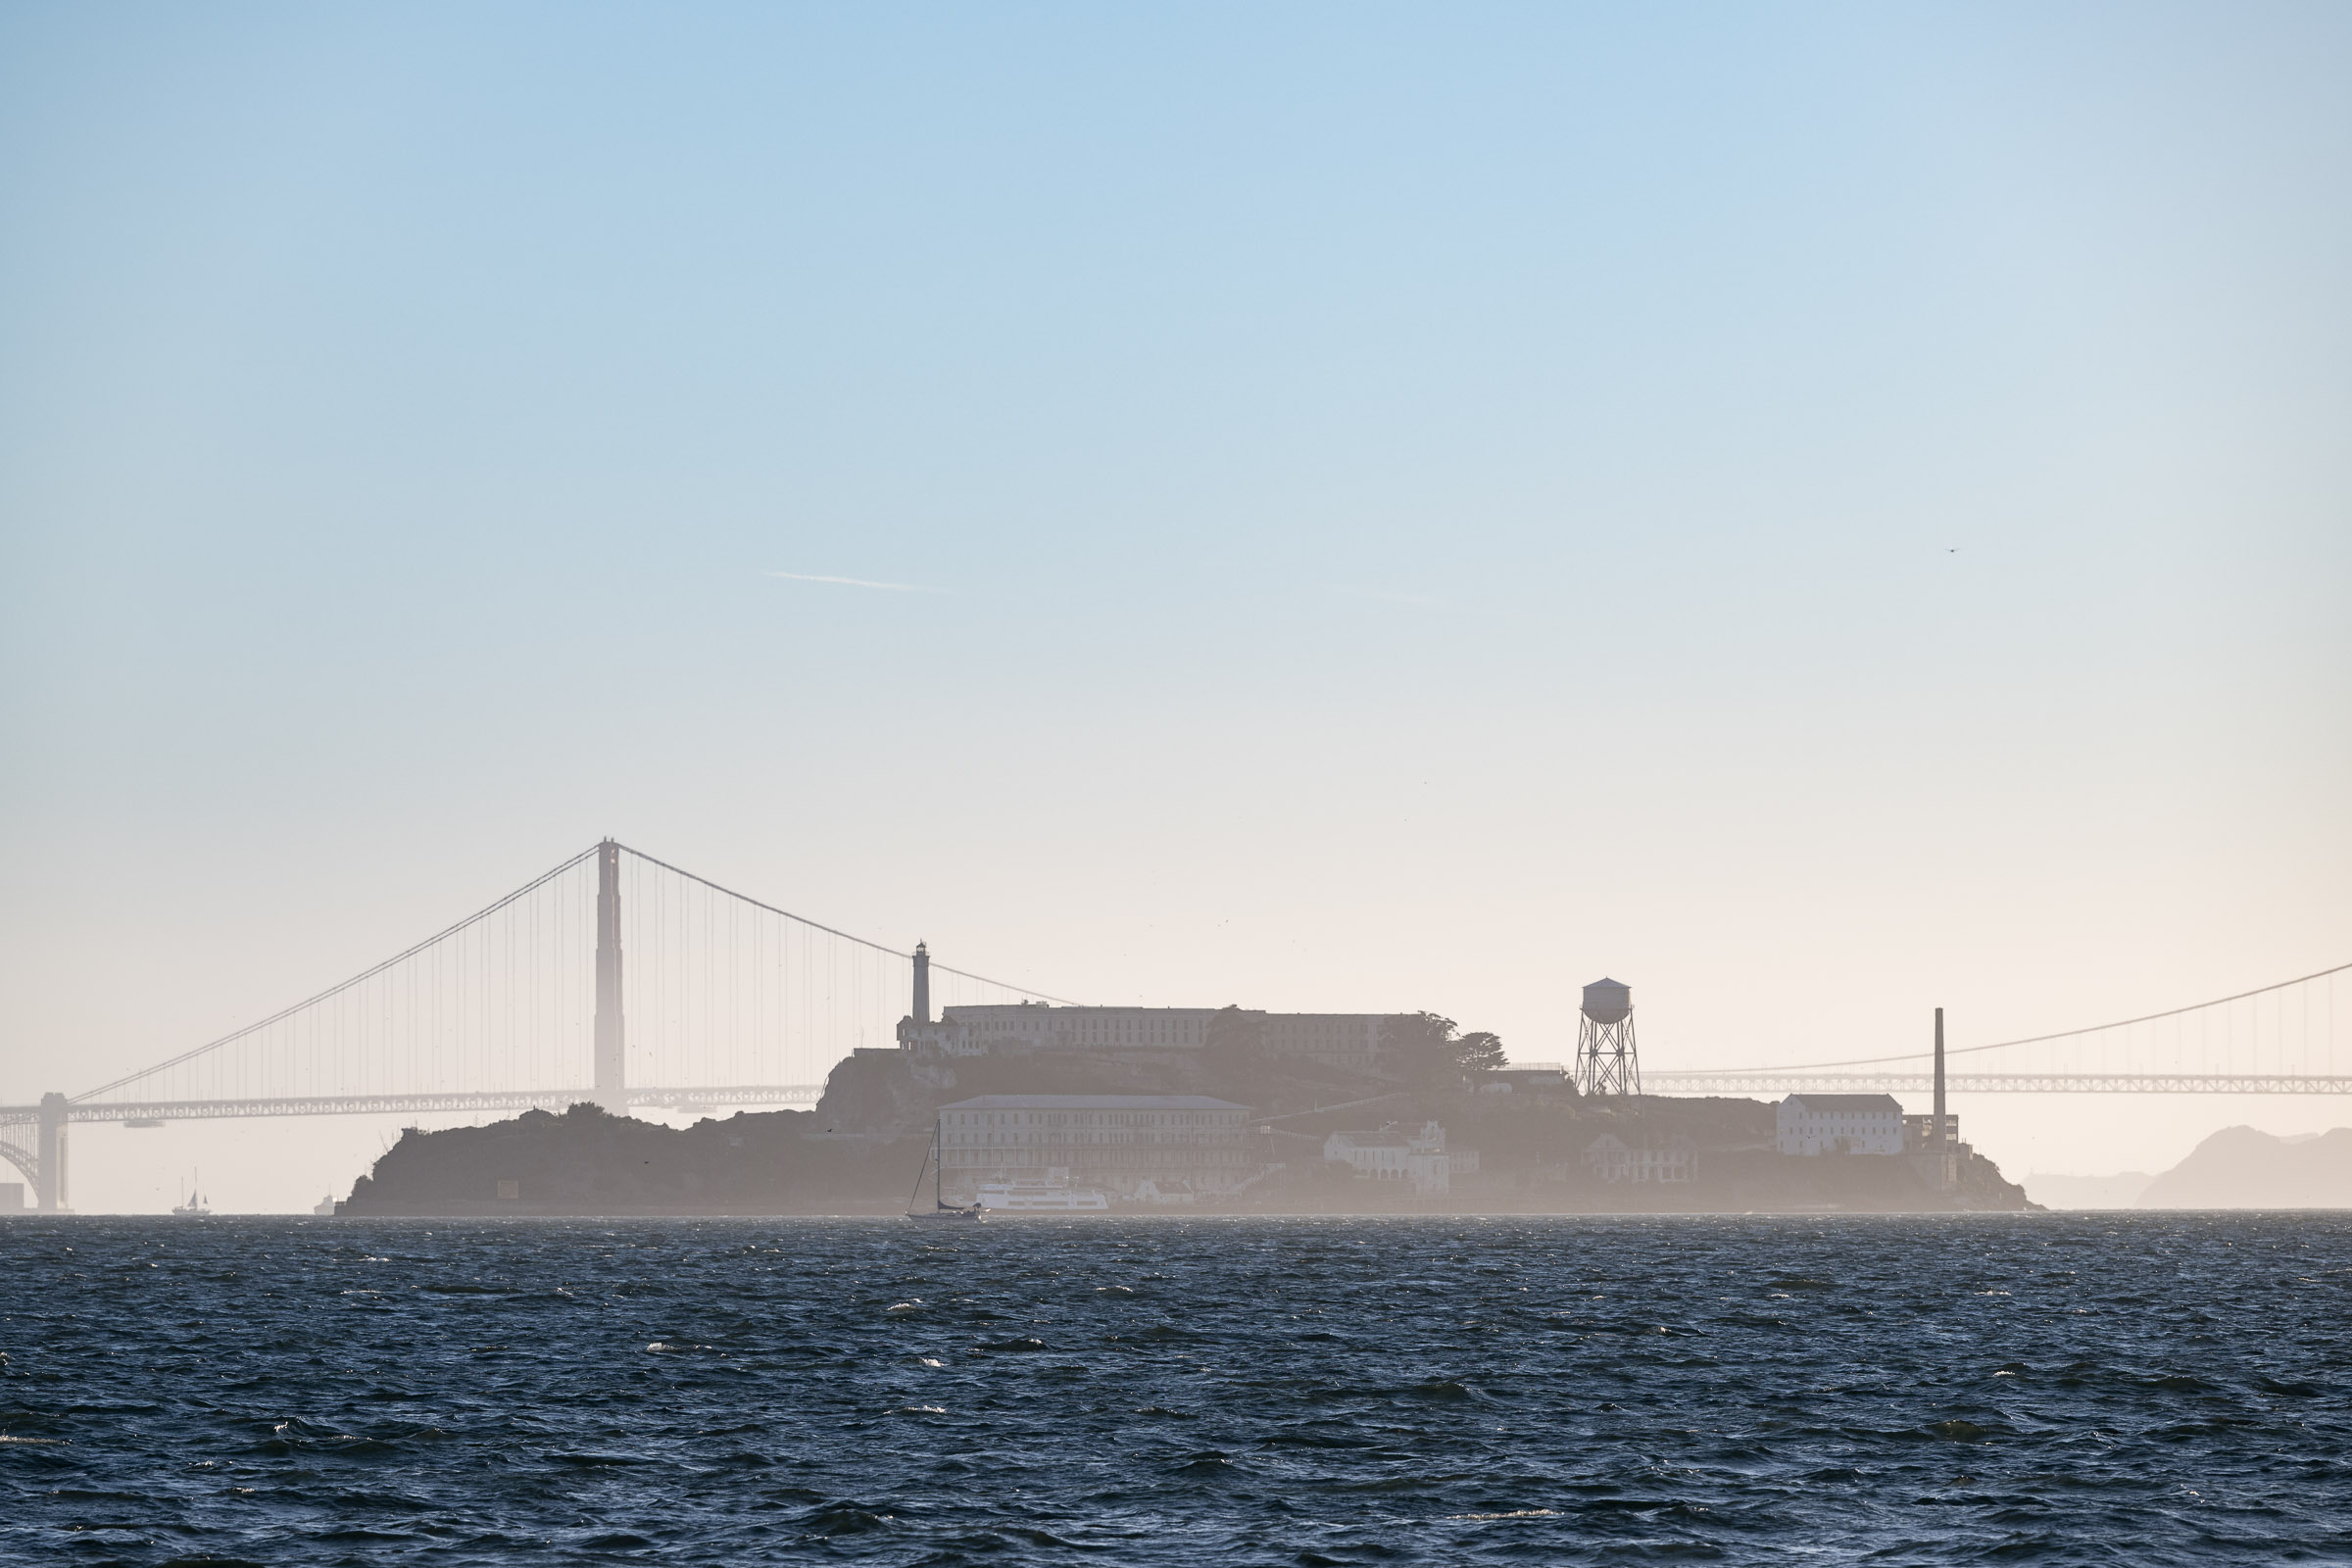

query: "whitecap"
(1449, 1509), (1559, 1520)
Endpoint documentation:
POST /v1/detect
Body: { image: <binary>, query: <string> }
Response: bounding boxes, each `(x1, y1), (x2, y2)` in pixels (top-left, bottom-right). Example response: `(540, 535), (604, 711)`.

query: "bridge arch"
(0, 1131), (36, 1190)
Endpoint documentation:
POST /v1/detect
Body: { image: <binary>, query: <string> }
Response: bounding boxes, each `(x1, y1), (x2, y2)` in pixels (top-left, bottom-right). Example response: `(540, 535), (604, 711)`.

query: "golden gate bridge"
(2, 840), (2344, 1211)
(0, 841), (1077, 1212)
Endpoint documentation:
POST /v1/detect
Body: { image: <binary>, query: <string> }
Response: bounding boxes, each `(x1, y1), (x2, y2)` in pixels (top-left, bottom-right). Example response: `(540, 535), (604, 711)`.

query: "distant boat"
(172, 1173), (210, 1218)
(975, 1171), (1109, 1214)
(313, 1195), (337, 1216)
(905, 1118), (983, 1223)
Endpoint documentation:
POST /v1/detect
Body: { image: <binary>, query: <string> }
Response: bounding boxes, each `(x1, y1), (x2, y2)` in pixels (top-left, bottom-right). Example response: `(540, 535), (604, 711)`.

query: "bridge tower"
(594, 839), (626, 1113)
(1574, 978), (1641, 1096)
(35, 1092), (68, 1212)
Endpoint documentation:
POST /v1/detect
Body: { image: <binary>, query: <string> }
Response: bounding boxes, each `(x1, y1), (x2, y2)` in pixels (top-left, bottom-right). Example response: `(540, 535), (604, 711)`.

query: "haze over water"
(5, 1214), (2348, 1563)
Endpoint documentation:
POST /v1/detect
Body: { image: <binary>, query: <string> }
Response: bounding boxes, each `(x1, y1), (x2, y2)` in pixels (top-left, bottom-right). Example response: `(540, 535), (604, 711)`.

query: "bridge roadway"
(13, 1074), (2346, 1123)
(0, 1084), (824, 1127)
(1643, 1071), (2352, 1096)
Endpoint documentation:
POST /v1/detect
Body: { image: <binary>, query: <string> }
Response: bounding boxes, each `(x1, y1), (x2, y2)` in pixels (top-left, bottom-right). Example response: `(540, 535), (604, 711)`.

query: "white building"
(1776, 1094), (1905, 1155)
(936, 1095), (1253, 1200)
(1325, 1119), (1452, 1195)
(902, 1004), (1386, 1070)
(1583, 1132), (1695, 1185)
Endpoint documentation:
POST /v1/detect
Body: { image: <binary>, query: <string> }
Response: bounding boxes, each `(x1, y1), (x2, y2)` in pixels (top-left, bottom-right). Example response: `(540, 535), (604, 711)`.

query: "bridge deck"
(0, 1085), (824, 1125)
(1643, 1072), (2352, 1095)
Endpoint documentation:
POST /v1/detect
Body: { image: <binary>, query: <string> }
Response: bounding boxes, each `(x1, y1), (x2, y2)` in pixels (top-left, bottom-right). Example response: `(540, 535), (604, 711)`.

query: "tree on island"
(1381, 1011), (1507, 1087)
(1454, 1029), (1506, 1079)
(1381, 1011), (1457, 1087)
(1202, 1004), (1269, 1090)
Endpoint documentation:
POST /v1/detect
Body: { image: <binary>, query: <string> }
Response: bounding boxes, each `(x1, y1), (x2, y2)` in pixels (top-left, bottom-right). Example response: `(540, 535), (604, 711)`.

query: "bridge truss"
(1646, 1071), (2352, 1096)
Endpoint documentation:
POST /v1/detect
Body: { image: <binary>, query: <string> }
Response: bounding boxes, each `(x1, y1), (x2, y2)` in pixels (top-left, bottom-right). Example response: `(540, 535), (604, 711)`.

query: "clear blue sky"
(4, 3), (2347, 1205)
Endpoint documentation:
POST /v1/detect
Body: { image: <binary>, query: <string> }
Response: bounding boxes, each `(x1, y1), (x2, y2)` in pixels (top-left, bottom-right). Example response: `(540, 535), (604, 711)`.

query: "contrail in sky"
(764, 570), (945, 593)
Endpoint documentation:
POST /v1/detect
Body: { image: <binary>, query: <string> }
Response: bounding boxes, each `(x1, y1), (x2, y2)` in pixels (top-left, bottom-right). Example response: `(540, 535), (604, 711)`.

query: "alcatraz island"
(339, 955), (2031, 1216)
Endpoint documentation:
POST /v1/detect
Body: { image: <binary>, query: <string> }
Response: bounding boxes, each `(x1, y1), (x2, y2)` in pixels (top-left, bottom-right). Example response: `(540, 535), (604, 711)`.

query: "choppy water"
(3, 1214), (2348, 1564)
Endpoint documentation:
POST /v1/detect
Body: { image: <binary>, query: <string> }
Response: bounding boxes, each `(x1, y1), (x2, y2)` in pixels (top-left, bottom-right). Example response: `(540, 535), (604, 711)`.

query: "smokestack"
(913, 942), (931, 1024)
(1933, 1005), (1946, 1148)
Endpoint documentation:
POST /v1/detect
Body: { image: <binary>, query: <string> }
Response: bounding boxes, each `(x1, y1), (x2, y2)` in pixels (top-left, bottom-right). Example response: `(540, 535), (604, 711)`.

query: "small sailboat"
(172, 1173), (211, 1218)
(905, 1118), (982, 1223)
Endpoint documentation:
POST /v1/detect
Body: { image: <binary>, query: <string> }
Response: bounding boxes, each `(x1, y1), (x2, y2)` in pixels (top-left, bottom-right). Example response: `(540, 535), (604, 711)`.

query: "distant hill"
(2137, 1126), (2352, 1209)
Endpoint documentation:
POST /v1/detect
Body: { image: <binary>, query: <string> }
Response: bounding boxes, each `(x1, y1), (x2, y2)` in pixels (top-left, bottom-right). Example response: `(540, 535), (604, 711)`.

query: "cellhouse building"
(903, 1004), (1388, 1070)
(893, 941), (1389, 1070)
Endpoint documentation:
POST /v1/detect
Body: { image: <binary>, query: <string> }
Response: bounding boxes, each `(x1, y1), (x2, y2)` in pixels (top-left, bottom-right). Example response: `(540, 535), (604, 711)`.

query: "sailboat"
(905, 1118), (982, 1223)
(172, 1173), (211, 1217)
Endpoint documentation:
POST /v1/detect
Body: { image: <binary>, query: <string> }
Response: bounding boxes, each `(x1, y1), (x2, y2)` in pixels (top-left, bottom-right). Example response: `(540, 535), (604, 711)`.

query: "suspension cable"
(612, 843), (1086, 1004)
(73, 846), (602, 1103)
(1689, 958), (2352, 1073)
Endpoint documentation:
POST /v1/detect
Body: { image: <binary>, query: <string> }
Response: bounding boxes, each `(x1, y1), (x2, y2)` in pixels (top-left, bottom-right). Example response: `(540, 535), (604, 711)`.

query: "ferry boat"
(974, 1169), (1109, 1213)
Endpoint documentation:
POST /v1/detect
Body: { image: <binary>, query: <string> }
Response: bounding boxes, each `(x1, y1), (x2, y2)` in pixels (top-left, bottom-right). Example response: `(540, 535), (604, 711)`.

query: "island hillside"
(340, 1020), (2032, 1214)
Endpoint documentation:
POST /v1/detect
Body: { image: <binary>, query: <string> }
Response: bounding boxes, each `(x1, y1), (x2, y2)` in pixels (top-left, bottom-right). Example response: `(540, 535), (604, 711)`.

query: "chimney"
(913, 942), (931, 1024)
(1929, 1010), (1947, 1147)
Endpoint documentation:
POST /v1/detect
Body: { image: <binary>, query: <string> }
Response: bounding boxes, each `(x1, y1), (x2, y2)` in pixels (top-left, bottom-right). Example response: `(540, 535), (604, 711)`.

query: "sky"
(3, 2), (2348, 1210)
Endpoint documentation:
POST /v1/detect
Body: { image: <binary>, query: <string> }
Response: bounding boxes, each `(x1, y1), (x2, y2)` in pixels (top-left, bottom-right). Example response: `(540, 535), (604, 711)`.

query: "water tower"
(1574, 977), (1641, 1096)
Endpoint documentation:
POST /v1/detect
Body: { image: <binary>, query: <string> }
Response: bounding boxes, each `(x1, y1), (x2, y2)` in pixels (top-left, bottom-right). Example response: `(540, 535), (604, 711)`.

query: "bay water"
(2, 1213), (2346, 1563)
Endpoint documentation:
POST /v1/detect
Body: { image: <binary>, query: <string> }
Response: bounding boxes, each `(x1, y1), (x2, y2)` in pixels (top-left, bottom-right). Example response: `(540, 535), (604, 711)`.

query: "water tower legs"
(1574, 1014), (1642, 1096)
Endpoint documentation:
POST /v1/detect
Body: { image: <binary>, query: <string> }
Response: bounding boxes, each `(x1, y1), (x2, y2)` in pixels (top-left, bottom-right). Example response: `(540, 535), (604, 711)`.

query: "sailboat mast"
(904, 1139), (931, 1215)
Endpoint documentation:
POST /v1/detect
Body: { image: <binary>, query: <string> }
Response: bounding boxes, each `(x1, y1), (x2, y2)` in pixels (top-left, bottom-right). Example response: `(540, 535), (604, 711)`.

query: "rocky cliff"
(339, 1103), (924, 1215)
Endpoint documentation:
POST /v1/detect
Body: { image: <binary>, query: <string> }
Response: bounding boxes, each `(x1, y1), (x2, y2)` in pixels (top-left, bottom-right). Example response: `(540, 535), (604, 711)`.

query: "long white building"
(900, 1003), (1386, 1070)
(936, 1094), (1253, 1200)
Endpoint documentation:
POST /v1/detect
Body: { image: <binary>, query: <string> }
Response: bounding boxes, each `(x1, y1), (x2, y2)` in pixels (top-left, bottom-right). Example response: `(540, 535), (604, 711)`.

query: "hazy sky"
(4, 3), (2348, 1208)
